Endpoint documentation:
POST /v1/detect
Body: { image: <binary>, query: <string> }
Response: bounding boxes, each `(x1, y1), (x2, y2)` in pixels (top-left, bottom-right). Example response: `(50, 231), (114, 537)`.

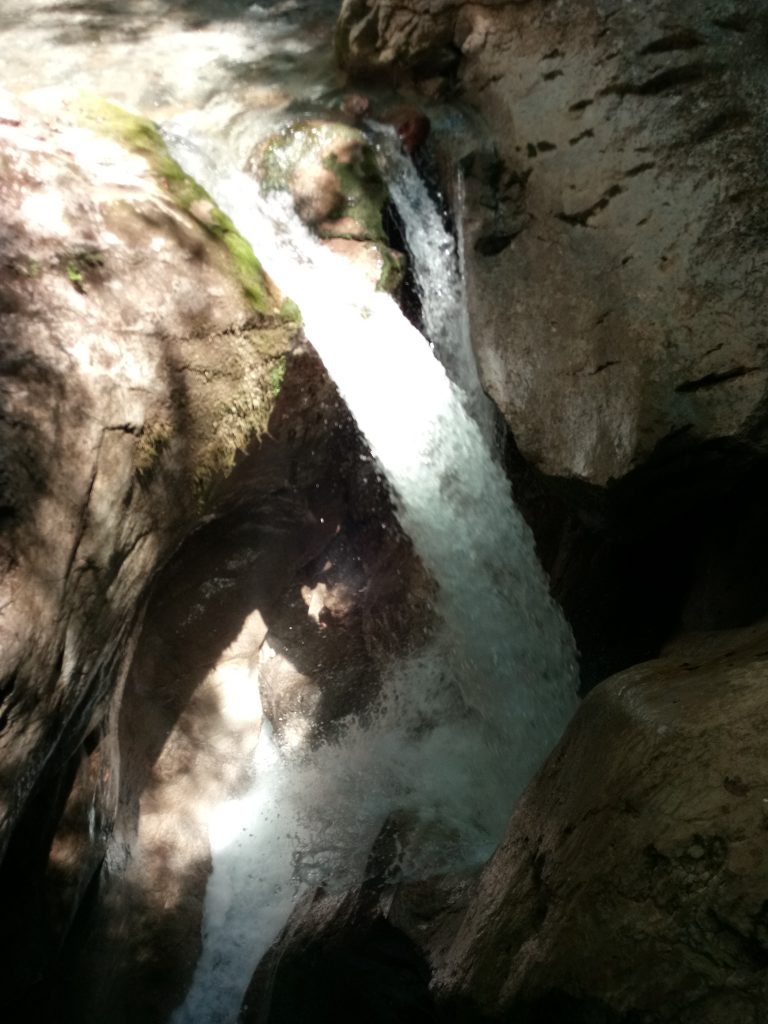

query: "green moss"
(279, 297), (303, 324)
(187, 327), (296, 505)
(62, 247), (104, 293)
(73, 94), (275, 314)
(376, 245), (406, 294)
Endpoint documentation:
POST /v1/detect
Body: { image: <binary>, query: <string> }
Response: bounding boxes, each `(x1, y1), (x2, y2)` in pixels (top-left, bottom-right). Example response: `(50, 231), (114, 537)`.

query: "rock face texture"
(433, 622), (768, 1023)
(337, 0), (768, 690)
(0, 92), (297, 1019)
(338, 0), (768, 487)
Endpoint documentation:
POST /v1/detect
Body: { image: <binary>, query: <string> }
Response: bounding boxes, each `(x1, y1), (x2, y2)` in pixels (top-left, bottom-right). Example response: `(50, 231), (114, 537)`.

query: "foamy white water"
(167, 133), (579, 1023)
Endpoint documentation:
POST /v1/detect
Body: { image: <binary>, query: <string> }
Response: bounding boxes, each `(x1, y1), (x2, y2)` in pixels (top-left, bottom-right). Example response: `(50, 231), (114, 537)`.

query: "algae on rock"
(73, 94), (278, 315)
(67, 94), (302, 502)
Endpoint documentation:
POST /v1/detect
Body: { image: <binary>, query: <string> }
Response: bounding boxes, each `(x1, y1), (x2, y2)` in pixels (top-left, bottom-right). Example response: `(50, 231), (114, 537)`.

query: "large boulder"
(337, 0), (768, 487)
(0, 91), (297, 1019)
(434, 622), (768, 1023)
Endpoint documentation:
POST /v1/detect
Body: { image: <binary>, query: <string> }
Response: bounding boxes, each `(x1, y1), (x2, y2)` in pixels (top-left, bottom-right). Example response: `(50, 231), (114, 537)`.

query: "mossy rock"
(252, 121), (389, 245)
(62, 96), (304, 503)
(72, 94), (278, 315)
(249, 120), (405, 292)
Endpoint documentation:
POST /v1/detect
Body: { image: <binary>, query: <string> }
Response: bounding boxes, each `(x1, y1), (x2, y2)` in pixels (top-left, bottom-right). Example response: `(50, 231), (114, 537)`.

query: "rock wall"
(338, 0), (768, 485)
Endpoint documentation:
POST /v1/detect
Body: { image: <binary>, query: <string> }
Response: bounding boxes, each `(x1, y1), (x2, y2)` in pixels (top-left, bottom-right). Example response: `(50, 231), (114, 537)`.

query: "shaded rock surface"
(434, 622), (768, 1024)
(240, 871), (477, 1024)
(0, 91), (296, 1020)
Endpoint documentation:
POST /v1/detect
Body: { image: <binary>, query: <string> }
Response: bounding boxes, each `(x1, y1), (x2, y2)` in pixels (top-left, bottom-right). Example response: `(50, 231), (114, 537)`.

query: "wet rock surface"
(248, 120), (406, 292)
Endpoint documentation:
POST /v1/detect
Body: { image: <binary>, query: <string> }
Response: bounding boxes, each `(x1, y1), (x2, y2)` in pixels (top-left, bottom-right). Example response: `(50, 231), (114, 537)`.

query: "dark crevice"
(693, 107), (751, 144)
(639, 30), (704, 54)
(624, 161), (656, 177)
(474, 230), (522, 256)
(712, 14), (749, 32)
(542, 69), (564, 81)
(569, 98), (593, 112)
(675, 367), (760, 393)
(603, 62), (720, 97)
(569, 129), (594, 145)
(556, 184), (624, 227)
(590, 361), (619, 375)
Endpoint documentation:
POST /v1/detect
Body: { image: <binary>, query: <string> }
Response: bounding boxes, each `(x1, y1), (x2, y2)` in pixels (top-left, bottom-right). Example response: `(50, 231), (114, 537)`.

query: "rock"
(336, 0), (462, 81)
(337, 0), (768, 488)
(341, 92), (372, 123)
(247, 120), (405, 292)
(242, 886), (439, 1024)
(0, 92), (297, 1020)
(434, 622), (768, 1023)
(384, 107), (431, 155)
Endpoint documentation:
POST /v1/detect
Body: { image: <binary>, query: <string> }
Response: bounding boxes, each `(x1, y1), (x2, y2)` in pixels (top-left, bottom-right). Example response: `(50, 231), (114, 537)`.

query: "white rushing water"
(167, 133), (579, 1023)
(370, 124), (494, 438)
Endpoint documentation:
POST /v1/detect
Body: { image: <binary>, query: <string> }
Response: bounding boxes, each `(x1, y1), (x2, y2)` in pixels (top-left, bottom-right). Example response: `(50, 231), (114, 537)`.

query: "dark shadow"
(243, 887), (445, 1024)
(507, 429), (768, 691)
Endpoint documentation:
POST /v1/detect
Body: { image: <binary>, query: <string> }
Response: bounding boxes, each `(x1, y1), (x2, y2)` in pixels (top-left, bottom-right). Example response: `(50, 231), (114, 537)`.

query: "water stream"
(166, 134), (578, 1023)
(370, 124), (494, 438)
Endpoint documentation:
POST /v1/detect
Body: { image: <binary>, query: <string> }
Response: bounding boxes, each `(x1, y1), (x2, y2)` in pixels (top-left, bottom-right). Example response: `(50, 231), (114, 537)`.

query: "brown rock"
(435, 622), (768, 1023)
(384, 107), (431, 154)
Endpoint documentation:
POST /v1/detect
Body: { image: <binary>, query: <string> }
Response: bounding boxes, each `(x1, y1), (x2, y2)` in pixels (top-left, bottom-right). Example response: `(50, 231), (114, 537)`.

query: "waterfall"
(370, 124), (494, 438)
(166, 134), (579, 1024)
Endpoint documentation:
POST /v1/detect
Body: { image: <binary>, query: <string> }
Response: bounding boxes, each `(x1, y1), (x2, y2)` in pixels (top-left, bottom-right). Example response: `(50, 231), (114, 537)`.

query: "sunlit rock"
(337, 0), (768, 488)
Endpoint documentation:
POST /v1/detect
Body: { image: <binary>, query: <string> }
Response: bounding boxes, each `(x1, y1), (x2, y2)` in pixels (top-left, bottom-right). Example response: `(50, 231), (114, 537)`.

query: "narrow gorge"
(1, 2), (768, 1023)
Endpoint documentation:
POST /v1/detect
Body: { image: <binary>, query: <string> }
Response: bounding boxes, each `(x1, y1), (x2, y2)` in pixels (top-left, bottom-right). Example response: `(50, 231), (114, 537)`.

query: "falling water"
(166, 133), (579, 1023)
(370, 124), (494, 437)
